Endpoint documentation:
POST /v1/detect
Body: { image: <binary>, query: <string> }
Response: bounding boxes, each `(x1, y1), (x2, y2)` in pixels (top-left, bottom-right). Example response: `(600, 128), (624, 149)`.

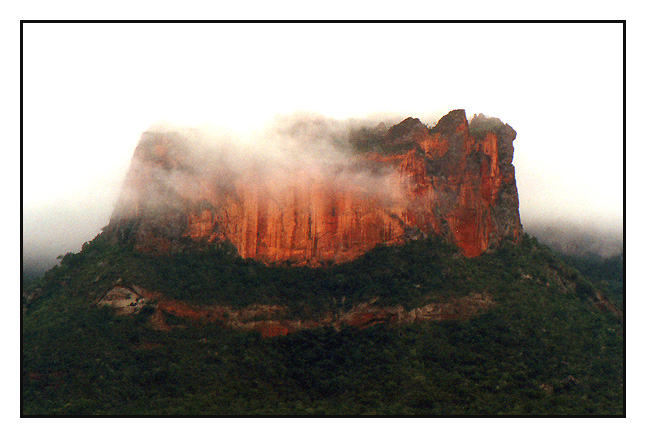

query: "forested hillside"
(22, 233), (624, 415)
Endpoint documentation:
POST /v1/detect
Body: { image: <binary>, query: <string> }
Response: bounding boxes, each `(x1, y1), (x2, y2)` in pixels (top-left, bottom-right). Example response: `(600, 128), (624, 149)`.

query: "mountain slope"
(21, 111), (623, 416)
(22, 231), (623, 415)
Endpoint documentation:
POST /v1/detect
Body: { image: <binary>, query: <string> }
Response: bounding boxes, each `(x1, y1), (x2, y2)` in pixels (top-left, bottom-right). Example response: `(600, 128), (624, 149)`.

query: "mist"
(114, 114), (412, 220)
(23, 199), (115, 277)
(24, 110), (625, 277)
(23, 113), (413, 275)
(523, 218), (623, 258)
(23, 110), (624, 278)
(21, 23), (624, 275)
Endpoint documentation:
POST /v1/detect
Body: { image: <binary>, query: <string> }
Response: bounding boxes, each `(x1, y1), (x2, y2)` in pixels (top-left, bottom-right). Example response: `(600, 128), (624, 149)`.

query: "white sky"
(22, 22), (624, 267)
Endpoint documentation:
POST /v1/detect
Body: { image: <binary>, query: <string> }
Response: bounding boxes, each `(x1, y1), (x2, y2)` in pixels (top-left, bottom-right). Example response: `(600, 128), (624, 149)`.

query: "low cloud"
(113, 114), (411, 222)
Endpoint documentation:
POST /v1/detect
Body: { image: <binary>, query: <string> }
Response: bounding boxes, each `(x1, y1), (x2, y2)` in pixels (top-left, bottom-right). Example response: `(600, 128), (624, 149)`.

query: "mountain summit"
(106, 110), (522, 264)
(22, 110), (624, 416)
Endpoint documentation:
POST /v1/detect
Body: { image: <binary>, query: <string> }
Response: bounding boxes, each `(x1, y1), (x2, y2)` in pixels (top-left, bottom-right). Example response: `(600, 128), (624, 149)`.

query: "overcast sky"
(22, 22), (624, 269)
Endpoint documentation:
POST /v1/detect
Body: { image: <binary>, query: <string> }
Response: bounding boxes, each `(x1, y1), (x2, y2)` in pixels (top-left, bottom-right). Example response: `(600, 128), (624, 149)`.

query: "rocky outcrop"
(106, 285), (496, 337)
(96, 285), (150, 315)
(106, 110), (522, 264)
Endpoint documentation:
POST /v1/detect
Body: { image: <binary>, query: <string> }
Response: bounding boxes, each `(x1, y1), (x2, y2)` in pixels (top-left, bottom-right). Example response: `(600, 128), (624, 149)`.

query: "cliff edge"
(106, 110), (522, 264)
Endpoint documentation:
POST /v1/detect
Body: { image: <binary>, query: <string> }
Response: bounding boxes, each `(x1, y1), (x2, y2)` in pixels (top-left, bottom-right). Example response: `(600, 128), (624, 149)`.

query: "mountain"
(105, 110), (521, 264)
(21, 111), (624, 416)
(524, 220), (623, 258)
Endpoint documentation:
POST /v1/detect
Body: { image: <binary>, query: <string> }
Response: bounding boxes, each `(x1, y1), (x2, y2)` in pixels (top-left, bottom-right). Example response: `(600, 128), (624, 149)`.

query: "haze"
(112, 117), (406, 223)
(22, 23), (624, 273)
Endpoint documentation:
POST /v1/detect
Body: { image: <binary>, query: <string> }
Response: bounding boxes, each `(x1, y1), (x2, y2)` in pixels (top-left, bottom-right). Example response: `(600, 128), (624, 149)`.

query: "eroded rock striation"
(98, 285), (496, 337)
(106, 110), (522, 264)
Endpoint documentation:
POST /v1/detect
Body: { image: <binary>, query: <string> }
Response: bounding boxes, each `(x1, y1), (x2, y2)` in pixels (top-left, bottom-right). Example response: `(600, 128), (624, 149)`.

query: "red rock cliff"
(107, 110), (522, 264)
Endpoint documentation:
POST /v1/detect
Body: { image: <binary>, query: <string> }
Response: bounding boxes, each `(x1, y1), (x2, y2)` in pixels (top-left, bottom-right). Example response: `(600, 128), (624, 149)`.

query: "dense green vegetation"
(468, 114), (506, 139)
(347, 126), (424, 155)
(558, 253), (624, 308)
(22, 233), (624, 416)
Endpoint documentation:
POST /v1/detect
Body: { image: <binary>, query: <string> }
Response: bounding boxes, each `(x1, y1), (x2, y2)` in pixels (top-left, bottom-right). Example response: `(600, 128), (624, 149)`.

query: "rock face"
(113, 285), (496, 337)
(96, 286), (150, 315)
(107, 110), (522, 264)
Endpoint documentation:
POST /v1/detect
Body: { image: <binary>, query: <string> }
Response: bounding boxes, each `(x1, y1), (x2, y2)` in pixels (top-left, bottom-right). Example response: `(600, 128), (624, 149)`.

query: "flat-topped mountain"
(106, 110), (522, 264)
(22, 110), (624, 415)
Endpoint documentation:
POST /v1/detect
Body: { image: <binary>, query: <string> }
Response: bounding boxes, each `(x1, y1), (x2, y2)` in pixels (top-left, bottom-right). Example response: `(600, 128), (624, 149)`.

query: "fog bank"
(23, 111), (624, 276)
(22, 23), (623, 273)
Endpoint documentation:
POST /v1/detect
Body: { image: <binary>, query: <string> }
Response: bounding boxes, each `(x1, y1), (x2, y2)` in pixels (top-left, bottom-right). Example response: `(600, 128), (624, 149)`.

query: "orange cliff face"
(106, 110), (522, 264)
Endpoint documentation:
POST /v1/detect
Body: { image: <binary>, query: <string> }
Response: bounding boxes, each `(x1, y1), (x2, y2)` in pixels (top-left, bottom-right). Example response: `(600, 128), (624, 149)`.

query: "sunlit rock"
(106, 110), (522, 264)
